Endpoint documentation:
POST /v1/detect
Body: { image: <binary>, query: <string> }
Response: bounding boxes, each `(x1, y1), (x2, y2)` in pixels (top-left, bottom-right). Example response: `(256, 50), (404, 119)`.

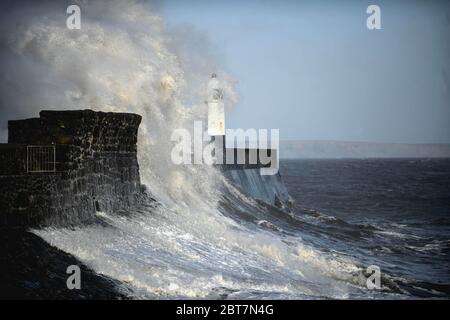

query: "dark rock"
(0, 230), (129, 299)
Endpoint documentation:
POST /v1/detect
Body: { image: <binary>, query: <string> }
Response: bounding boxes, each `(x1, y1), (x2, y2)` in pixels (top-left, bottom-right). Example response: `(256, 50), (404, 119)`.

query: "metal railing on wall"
(27, 145), (56, 173)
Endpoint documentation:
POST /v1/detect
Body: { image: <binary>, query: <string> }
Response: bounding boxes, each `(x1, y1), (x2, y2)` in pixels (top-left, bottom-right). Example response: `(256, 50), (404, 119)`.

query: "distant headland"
(280, 140), (450, 159)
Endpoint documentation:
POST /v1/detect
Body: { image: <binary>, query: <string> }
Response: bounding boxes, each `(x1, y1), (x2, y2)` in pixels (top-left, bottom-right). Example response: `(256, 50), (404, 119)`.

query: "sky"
(161, 0), (450, 144)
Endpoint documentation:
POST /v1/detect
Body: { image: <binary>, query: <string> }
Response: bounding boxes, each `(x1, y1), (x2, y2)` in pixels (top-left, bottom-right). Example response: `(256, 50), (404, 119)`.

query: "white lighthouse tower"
(207, 73), (225, 136)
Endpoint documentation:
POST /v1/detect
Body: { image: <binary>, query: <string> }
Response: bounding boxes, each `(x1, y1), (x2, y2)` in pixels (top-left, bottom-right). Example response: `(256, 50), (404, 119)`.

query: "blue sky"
(161, 0), (450, 143)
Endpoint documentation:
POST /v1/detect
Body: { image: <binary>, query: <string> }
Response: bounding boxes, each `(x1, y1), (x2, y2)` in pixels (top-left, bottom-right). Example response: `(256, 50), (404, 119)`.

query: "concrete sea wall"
(222, 168), (291, 209)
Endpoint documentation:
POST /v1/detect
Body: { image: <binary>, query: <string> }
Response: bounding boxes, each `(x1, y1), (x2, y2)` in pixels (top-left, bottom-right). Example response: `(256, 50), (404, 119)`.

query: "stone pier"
(0, 110), (145, 227)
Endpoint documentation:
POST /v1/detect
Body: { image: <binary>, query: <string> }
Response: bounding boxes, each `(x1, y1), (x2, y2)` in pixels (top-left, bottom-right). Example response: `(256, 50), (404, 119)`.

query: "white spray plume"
(0, 0), (238, 207)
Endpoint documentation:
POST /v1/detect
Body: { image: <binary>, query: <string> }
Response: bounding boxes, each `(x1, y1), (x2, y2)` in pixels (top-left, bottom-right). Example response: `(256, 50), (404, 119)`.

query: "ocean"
(281, 158), (450, 298)
(25, 159), (449, 299)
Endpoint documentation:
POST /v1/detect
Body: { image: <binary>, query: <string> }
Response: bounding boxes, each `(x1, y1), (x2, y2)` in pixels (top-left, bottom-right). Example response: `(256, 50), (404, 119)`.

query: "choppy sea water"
(34, 159), (450, 299)
(280, 158), (450, 298)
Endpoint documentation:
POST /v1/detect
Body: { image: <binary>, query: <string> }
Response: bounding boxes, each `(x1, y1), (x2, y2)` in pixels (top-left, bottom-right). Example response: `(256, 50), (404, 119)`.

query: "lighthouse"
(207, 73), (225, 137)
(206, 73), (226, 163)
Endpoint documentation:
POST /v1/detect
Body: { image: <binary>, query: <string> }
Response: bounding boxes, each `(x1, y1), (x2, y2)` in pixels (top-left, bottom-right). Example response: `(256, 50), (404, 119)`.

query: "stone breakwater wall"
(0, 110), (145, 227)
